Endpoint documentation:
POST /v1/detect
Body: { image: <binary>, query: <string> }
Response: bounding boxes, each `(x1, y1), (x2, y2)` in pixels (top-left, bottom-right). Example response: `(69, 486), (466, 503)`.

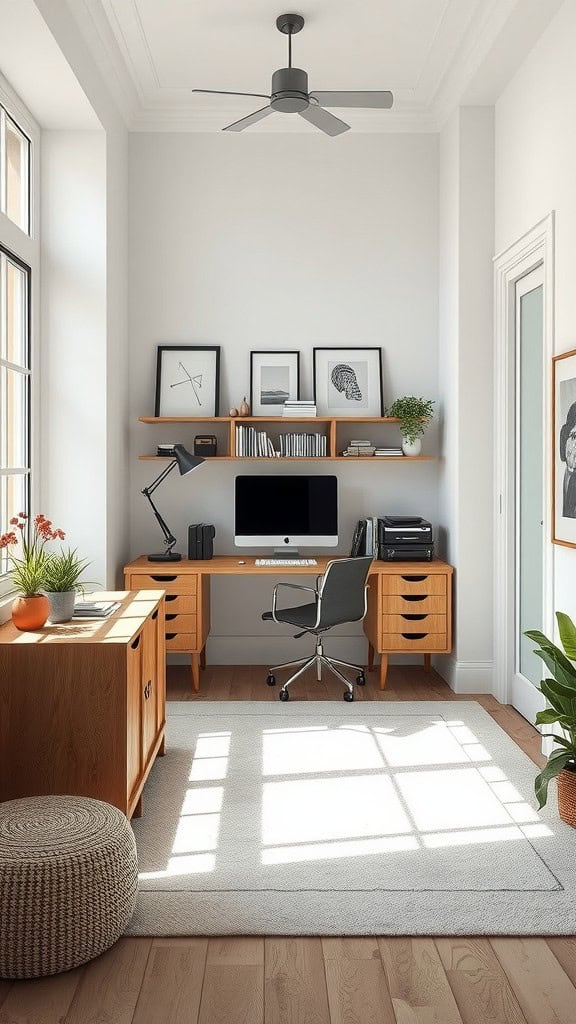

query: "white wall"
(495, 0), (576, 627)
(129, 132), (440, 663)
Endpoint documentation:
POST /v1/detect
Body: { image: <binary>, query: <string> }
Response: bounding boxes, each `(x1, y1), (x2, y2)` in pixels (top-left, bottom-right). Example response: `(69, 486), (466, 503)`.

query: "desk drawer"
(381, 573), (446, 597)
(127, 572), (198, 596)
(383, 594), (446, 615)
(381, 632), (447, 652)
(164, 613), (197, 633)
(163, 593), (197, 615)
(165, 632), (197, 652)
(383, 613), (446, 633)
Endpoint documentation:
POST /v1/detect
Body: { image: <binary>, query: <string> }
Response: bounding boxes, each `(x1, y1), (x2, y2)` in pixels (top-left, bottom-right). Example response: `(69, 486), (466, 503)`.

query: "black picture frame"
(313, 347), (384, 417)
(249, 350), (300, 416)
(154, 345), (221, 417)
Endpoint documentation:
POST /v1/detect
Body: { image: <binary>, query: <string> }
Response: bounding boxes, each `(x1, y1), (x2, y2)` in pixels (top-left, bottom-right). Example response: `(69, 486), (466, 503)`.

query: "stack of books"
(282, 400), (317, 417)
(342, 439), (376, 457)
(73, 599), (120, 618)
(374, 447), (404, 457)
(157, 443), (176, 457)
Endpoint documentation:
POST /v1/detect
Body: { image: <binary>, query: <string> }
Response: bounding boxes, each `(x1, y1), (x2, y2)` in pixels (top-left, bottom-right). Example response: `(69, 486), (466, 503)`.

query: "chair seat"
(262, 603), (318, 628)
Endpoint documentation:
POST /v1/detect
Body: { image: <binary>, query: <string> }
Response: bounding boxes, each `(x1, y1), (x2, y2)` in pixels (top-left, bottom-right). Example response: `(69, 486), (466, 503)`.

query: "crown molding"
(129, 106), (438, 134)
(66, 0), (142, 126)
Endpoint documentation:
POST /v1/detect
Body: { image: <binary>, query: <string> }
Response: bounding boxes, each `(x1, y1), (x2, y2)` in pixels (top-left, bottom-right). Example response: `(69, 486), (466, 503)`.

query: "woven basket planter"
(0, 795), (138, 979)
(558, 768), (576, 828)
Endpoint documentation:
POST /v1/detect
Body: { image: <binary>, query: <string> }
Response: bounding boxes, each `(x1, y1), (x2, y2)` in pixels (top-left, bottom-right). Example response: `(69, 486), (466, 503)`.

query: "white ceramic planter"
(401, 437), (422, 457)
(45, 590), (76, 623)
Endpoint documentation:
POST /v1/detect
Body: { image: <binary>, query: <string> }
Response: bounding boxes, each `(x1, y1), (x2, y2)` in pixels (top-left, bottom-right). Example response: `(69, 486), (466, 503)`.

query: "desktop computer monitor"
(234, 474), (338, 552)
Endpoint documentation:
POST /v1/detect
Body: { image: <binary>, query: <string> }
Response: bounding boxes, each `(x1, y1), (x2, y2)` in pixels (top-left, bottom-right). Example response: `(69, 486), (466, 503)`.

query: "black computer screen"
(235, 475), (338, 537)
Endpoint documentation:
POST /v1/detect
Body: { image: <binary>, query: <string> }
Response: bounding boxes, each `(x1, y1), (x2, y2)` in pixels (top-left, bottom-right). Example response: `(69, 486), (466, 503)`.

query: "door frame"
(493, 213), (554, 708)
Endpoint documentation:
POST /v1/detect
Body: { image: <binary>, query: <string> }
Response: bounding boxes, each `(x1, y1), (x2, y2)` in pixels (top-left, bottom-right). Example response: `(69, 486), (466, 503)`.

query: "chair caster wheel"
(357, 673), (366, 685)
(279, 689), (289, 702)
(344, 690), (354, 702)
(266, 673), (276, 686)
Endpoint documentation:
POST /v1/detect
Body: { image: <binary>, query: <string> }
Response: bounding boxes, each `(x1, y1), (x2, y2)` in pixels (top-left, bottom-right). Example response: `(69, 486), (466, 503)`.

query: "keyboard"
(255, 558), (318, 567)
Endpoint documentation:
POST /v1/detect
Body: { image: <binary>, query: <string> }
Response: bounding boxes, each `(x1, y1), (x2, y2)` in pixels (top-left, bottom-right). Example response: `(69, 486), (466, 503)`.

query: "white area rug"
(128, 701), (576, 935)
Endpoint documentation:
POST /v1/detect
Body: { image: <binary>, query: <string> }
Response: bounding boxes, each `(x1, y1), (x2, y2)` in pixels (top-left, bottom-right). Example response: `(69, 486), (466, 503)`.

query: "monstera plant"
(525, 612), (576, 824)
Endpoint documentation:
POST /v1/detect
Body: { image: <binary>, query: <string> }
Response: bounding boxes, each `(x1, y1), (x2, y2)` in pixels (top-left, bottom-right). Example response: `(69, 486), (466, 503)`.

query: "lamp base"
(147, 551), (182, 562)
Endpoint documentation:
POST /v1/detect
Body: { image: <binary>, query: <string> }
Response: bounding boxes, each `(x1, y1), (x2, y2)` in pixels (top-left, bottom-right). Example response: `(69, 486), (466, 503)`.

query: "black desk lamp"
(142, 444), (205, 562)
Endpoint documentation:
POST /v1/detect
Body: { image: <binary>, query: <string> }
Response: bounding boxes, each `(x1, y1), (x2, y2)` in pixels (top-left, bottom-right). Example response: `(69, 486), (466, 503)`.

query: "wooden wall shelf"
(138, 415), (434, 461)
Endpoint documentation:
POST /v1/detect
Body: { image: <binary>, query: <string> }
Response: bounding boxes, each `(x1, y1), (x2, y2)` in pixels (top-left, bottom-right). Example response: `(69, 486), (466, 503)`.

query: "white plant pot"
(401, 437), (422, 457)
(45, 590), (76, 623)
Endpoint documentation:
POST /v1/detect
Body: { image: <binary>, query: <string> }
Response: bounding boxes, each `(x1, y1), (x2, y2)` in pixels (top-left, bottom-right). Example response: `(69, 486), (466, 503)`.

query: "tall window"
(0, 96), (33, 585)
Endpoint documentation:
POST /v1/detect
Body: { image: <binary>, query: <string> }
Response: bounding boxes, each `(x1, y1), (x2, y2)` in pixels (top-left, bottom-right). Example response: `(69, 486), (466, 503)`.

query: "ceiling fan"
(192, 13), (393, 136)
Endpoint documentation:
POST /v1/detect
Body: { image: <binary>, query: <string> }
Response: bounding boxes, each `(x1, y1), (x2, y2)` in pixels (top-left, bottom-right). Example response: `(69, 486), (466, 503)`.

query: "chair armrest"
(272, 582), (318, 622)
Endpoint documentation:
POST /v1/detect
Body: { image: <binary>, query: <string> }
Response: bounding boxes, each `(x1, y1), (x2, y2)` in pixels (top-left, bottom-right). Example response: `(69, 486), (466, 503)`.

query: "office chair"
(261, 556), (373, 701)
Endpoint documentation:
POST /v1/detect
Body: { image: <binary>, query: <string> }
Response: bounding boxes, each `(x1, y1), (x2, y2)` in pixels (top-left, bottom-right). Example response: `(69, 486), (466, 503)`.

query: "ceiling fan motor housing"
(271, 67), (309, 112)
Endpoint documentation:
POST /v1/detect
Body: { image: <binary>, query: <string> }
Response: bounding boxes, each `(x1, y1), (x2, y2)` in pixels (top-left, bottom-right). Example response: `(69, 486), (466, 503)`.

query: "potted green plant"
(525, 612), (576, 826)
(0, 513), (65, 629)
(387, 396), (435, 456)
(42, 547), (92, 623)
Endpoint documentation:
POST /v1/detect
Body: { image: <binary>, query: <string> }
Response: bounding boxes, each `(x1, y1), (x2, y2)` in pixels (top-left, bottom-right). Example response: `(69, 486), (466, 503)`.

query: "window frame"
(0, 73), (39, 604)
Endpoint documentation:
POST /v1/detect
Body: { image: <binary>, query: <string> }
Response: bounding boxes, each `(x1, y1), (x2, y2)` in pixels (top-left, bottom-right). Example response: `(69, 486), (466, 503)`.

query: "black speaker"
(188, 523), (215, 560)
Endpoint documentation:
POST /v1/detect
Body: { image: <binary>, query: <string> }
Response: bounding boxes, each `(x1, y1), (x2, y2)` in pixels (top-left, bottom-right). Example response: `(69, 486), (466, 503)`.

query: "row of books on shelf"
(282, 400), (317, 417)
(342, 439), (404, 457)
(235, 424), (327, 457)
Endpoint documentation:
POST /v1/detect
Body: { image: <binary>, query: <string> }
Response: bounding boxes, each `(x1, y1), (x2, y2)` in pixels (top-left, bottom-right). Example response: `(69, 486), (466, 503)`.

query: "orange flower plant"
(0, 513), (65, 597)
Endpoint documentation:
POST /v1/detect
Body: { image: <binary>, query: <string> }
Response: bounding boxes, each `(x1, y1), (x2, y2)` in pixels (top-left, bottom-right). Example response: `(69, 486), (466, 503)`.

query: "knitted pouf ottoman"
(0, 795), (138, 979)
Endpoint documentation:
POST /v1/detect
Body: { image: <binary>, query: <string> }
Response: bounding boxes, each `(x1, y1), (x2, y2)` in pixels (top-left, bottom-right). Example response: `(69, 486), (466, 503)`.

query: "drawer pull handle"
(151, 610), (158, 620)
(401, 595), (425, 603)
(402, 632), (428, 640)
(166, 613), (177, 621)
(143, 680), (152, 700)
(130, 634), (141, 650)
(165, 594), (177, 603)
(151, 574), (177, 582)
(401, 575), (427, 582)
(402, 614), (426, 621)
(166, 632), (177, 640)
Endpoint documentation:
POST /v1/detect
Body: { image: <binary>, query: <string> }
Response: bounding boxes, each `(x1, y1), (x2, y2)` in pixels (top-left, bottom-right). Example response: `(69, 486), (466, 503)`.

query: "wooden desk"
(0, 591), (166, 818)
(124, 557), (453, 690)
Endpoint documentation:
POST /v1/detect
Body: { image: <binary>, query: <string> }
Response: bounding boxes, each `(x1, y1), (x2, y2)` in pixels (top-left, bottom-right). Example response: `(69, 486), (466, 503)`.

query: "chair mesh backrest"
(317, 557), (373, 628)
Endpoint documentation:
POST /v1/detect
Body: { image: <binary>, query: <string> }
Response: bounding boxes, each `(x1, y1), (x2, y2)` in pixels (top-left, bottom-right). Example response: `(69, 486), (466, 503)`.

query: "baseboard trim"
(434, 655), (494, 694)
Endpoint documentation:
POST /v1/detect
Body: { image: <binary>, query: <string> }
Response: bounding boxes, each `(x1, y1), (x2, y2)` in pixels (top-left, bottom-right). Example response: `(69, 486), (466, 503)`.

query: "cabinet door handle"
(150, 573), (177, 582)
(143, 680), (152, 700)
(401, 614), (426, 621)
(131, 634), (141, 650)
(401, 632), (428, 640)
(401, 575), (427, 582)
(151, 609), (158, 620)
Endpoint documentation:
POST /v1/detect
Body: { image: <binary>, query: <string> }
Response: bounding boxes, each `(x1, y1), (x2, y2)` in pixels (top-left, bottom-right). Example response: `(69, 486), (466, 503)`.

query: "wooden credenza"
(363, 560), (453, 688)
(0, 590), (166, 818)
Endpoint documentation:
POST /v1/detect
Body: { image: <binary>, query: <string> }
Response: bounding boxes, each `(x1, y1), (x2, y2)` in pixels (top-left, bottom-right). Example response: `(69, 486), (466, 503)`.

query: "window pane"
(5, 115), (30, 234)
(0, 472), (27, 575)
(4, 257), (28, 367)
(0, 366), (28, 469)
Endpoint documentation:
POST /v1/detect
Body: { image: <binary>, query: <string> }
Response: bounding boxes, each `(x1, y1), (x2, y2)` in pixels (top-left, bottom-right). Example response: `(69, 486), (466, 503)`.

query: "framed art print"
(553, 347), (576, 547)
(250, 350), (300, 416)
(154, 345), (220, 417)
(313, 347), (383, 417)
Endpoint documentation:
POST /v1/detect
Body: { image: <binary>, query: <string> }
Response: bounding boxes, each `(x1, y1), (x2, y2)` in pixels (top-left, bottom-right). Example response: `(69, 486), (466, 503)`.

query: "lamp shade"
(173, 444), (205, 475)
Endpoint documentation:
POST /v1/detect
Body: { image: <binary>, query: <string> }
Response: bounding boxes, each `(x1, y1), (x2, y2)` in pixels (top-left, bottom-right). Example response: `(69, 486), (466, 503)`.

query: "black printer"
(378, 516), (434, 561)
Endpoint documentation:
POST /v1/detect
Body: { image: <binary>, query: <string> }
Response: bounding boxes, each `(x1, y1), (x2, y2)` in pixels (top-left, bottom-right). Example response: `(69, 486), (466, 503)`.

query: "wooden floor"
(4, 663), (574, 1024)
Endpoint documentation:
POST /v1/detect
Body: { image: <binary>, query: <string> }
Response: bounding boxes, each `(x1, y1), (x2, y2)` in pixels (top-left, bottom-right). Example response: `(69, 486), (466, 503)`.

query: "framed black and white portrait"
(154, 345), (220, 417)
(250, 350), (300, 416)
(553, 347), (576, 547)
(313, 347), (383, 417)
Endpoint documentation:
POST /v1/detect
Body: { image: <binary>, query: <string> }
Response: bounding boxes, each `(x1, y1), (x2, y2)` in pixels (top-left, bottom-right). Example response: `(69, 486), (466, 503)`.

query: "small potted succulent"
(525, 612), (576, 826)
(42, 547), (92, 623)
(387, 396), (435, 456)
(0, 513), (65, 629)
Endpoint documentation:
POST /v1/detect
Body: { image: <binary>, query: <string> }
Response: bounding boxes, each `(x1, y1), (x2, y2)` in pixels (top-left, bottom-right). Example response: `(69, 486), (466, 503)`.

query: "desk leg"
(368, 642), (374, 671)
(191, 654), (200, 693)
(379, 654), (389, 691)
(157, 733), (166, 757)
(132, 796), (143, 819)
(424, 653), (431, 673)
(200, 646), (206, 670)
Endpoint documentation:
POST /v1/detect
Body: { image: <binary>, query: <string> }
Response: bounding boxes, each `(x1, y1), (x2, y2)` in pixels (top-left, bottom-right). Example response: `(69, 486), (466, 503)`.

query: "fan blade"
(223, 105), (274, 132)
(310, 91), (394, 109)
(193, 89), (271, 99)
(299, 105), (350, 136)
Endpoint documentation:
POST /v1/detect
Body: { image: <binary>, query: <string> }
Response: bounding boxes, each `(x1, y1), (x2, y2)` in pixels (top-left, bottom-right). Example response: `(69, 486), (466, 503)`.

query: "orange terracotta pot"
(11, 595), (50, 630)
